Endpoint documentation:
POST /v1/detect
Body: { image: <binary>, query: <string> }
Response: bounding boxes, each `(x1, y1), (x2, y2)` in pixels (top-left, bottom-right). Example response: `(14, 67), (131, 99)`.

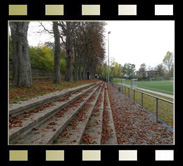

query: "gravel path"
(108, 84), (173, 145)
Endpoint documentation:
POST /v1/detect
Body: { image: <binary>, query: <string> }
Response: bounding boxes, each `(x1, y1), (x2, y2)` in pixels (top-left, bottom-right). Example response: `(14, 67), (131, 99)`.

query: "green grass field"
(112, 78), (173, 95)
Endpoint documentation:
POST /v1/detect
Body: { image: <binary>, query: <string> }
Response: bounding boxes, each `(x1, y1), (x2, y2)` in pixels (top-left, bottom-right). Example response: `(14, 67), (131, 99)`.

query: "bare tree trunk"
(78, 66), (81, 80)
(9, 22), (32, 87)
(65, 54), (73, 81)
(76, 67), (78, 81)
(53, 22), (61, 84)
(74, 52), (79, 81)
(83, 67), (86, 80)
(65, 22), (74, 82)
(73, 61), (79, 81)
(77, 54), (81, 80)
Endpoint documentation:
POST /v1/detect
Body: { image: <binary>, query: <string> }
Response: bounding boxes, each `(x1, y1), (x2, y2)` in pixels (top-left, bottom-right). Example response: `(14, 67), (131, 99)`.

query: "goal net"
(156, 77), (164, 81)
(121, 79), (125, 85)
(149, 77), (164, 81)
(131, 79), (137, 89)
(169, 77), (173, 81)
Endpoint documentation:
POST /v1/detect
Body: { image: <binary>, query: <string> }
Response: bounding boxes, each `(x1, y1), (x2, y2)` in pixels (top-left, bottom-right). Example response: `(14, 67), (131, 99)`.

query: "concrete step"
(101, 84), (118, 144)
(55, 83), (104, 145)
(80, 84), (105, 145)
(15, 84), (100, 145)
(9, 82), (101, 144)
(9, 81), (100, 117)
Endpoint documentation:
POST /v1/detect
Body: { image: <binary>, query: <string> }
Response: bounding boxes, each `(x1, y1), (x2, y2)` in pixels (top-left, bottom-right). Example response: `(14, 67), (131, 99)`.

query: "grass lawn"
(112, 78), (173, 95)
(9, 79), (99, 104)
(112, 82), (174, 128)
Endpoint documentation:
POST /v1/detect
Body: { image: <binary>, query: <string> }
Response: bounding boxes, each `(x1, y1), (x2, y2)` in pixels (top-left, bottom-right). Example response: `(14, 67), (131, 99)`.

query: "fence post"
(156, 98), (159, 122)
(141, 93), (143, 108)
(128, 88), (129, 98)
(133, 89), (135, 102)
(125, 86), (126, 96)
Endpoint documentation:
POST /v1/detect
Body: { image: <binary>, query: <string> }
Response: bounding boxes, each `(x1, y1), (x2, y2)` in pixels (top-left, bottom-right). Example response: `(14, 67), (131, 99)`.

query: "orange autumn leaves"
(9, 79), (98, 104)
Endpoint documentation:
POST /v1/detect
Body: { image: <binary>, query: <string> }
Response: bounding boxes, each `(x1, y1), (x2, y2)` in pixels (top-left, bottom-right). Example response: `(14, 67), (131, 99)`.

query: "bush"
(29, 46), (66, 73)
(29, 46), (53, 71)
(60, 58), (66, 73)
(134, 74), (143, 81)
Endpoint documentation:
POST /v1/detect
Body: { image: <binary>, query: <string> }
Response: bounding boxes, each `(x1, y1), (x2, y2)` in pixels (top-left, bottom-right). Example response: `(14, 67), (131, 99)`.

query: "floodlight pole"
(108, 31), (111, 83)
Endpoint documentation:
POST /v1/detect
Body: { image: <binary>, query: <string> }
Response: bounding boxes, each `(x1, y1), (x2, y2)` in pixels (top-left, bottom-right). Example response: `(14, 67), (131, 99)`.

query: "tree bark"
(73, 55), (79, 81)
(65, 22), (74, 82)
(53, 22), (61, 84)
(9, 22), (32, 87)
(83, 66), (86, 80)
(78, 66), (81, 80)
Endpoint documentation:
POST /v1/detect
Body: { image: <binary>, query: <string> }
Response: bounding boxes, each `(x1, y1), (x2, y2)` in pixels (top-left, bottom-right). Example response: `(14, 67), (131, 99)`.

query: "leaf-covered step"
(9, 82), (100, 144)
(9, 81), (100, 117)
(55, 83), (104, 145)
(16, 85), (100, 145)
(101, 85), (118, 144)
(80, 84), (105, 144)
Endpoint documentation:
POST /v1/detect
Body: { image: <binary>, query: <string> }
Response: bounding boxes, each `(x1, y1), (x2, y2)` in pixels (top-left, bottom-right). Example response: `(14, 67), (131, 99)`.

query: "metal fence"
(111, 82), (174, 126)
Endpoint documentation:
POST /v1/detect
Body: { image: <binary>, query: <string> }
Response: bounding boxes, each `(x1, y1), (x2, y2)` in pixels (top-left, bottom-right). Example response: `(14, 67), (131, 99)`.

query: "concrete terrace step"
(15, 84), (100, 145)
(81, 84), (105, 145)
(102, 85), (118, 144)
(9, 82), (101, 144)
(9, 81), (101, 117)
(55, 83), (104, 145)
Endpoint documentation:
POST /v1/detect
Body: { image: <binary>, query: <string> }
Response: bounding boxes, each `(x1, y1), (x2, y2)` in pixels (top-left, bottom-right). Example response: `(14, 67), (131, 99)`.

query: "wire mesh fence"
(110, 81), (174, 128)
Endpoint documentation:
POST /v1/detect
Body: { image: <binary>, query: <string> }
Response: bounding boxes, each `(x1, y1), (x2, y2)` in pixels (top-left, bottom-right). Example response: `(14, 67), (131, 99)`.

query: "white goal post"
(122, 79), (125, 85)
(131, 79), (138, 89)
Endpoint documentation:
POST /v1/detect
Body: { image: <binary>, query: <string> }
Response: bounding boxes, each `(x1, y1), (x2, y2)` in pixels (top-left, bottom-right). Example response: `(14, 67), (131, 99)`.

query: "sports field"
(112, 78), (173, 95)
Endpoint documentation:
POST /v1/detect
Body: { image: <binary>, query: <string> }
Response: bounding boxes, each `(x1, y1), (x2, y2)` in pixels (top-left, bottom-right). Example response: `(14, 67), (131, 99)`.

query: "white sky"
(27, 21), (174, 70)
(28, 22), (54, 46)
(104, 21), (174, 70)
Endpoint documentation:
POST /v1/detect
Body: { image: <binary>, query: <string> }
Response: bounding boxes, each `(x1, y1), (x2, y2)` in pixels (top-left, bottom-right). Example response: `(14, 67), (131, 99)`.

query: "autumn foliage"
(9, 79), (98, 104)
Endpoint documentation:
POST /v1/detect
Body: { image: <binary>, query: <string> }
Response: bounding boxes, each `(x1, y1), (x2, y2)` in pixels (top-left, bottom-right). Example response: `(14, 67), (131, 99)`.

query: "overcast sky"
(27, 21), (174, 70)
(104, 21), (174, 70)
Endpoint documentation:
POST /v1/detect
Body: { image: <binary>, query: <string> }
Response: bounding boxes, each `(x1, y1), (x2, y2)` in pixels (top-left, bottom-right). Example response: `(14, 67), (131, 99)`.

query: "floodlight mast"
(108, 31), (111, 83)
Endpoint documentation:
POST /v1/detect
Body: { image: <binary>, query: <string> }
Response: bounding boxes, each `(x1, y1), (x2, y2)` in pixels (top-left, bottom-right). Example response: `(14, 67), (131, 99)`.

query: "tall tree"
(53, 22), (61, 84)
(39, 22), (62, 83)
(59, 22), (76, 82)
(163, 51), (173, 73)
(114, 62), (119, 77)
(59, 21), (105, 81)
(81, 22), (105, 79)
(154, 63), (165, 77)
(65, 22), (74, 81)
(9, 22), (32, 87)
(139, 63), (147, 78)
(118, 64), (123, 77)
(123, 63), (136, 77)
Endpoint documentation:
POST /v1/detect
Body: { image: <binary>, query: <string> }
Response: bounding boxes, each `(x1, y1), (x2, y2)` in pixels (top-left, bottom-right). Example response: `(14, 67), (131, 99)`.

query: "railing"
(111, 82), (174, 126)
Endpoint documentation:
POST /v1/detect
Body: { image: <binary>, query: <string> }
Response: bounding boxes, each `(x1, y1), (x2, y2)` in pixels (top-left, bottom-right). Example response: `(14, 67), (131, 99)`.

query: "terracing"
(9, 80), (173, 145)
(9, 81), (117, 145)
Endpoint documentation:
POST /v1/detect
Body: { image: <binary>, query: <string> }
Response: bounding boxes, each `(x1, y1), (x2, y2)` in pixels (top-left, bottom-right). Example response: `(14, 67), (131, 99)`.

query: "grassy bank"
(9, 79), (99, 104)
